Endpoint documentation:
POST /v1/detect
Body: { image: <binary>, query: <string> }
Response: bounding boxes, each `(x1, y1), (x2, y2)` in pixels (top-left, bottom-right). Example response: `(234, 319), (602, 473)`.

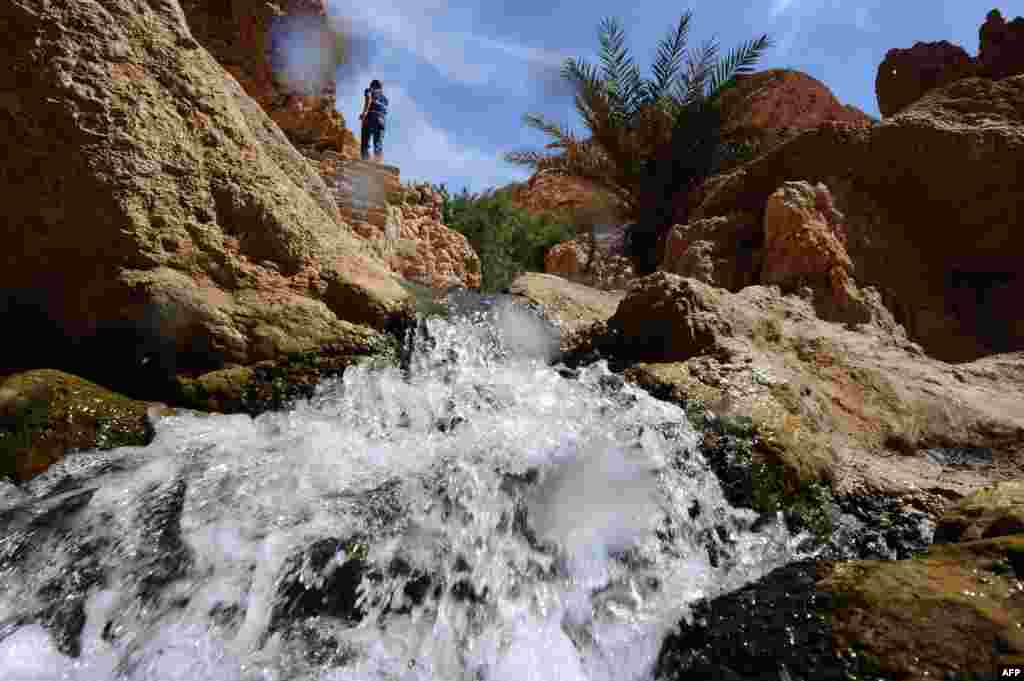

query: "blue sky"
(321, 0), (995, 195)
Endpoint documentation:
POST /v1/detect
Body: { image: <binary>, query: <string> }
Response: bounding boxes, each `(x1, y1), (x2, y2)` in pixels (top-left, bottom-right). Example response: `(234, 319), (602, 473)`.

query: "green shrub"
(431, 184), (575, 292)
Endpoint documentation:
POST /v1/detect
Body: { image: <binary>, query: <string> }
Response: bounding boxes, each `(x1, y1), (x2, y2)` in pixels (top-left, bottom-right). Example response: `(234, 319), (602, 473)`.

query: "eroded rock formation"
(720, 69), (874, 151)
(687, 74), (1024, 362)
(876, 9), (1024, 117)
(180, 0), (358, 156)
(1, 0), (409, 394)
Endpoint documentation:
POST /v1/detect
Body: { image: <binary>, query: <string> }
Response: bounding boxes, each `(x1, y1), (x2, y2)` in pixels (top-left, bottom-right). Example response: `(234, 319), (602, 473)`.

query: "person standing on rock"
(359, 79), (388, 162)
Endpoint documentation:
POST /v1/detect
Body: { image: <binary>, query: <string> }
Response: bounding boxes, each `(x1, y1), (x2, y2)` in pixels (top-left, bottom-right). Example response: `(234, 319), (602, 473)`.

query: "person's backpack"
(369, 89), (388, 123)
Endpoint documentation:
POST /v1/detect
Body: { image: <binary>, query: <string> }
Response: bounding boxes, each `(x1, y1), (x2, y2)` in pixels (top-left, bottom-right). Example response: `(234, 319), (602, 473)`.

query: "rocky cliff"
(180, 0), (358, 156)
(876, 8), (1024, 116)
(0, 0), (410, 397)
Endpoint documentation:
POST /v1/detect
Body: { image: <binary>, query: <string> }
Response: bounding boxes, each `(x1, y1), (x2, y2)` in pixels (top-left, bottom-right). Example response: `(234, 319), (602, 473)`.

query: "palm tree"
(505, 13), (772, 274)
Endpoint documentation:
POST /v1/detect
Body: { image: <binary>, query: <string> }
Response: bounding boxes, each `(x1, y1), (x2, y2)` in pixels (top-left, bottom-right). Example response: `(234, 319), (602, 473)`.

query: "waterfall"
(0, 296), (807, 681)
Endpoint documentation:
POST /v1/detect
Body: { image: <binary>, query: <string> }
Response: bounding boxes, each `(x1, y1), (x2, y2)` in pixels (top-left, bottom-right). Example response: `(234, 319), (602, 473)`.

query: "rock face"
(543, 235), (635, 291)
(660, 213), (762, 292)
(603, 272), (1024, 504)
(688, 74), (1024, 362)
(980, 8), (1024, 79)
(387, 183), (481, 290)
(875, 41), (977, 118)
(876, 9), (1024, 117)
(179, 0), (357, 156)
(1, 0), (410, 393)
(720, 69), (874, 151)
(761, 182), (878, 326)
(507, 170), (625, 219)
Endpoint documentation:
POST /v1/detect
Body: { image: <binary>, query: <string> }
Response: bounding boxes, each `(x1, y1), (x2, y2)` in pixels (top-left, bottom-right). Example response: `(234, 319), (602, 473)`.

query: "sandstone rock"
(762, 181), (878, 326)
(507, 170), (625, 220)
(662, 538), (1024, 679)
(606, 273), (1024, 504)
(508, 273), (625, 330)
(934, 481), (1024, 543)
(180, 0), (357, 157)
(660, 212), (761, 291)
(1, 0), (409, 394)
(979, 9), (1024, 80)
(875, 10), (1024, 117)
(388, 183), (481, 290)
(691, 75), (1024, 362)
(819, 536), (1024, 678)
(0, 370), (156, 481)
(543, 235), (635, 291)
(721, 69), (874, 151)
(875, 40), (976, 117)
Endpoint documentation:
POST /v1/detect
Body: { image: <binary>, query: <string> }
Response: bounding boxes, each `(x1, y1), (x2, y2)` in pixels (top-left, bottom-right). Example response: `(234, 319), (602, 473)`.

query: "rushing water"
(0, 297), (807, 681)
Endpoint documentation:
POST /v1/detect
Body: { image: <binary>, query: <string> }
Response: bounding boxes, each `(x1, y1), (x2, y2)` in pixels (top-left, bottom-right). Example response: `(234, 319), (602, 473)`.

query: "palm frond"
(647, 11), (691, 104)
(706, 34), (773, 99)
(596, 18), (648, 124)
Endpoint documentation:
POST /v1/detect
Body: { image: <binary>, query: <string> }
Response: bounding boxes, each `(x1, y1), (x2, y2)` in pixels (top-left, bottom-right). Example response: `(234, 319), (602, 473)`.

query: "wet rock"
(132, 477), (191, 599)
(820, 536), (1024, 679)
(0, 370), (158, 481)
(268, 537), (370, 632)
(656, 560), (858, 681)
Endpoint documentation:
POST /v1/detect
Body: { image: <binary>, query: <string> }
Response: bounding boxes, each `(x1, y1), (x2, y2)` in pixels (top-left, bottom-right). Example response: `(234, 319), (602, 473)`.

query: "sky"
(310, 0), (997, 195)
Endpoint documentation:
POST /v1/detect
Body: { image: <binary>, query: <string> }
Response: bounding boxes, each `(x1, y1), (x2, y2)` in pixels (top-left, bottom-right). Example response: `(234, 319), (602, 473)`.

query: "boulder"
(762, 181), (878, 326)
(179, 0), (357, 156)
(0, 369), (165, 481)
(935, 481), (1024, 543)
(979, 9), (1024, 80)
(690, 74), (1024, 362)
(875, 41), (976, 117)
(507, 272), (625, 335)
(0, 0), (410, 395)
(721, 69), (874, 150)
(543, 235), (635, 291)
(660, 213), (762, 292)
(658, 537), (1024, 680)
(608, 273), (1024, 506)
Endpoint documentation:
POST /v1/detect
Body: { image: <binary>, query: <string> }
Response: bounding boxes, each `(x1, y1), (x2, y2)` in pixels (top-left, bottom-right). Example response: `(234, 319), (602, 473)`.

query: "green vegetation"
(505, 11), (772, 273)
(0, 397), (49, 481)
(432, 184), (576, 292)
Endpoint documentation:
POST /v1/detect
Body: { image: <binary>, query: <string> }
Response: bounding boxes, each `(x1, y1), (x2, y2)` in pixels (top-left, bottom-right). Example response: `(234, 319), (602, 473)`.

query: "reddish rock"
(979, 9), (1024, 79)
(875, 41), (977, 117)
(1, 0), (408, 387)
(543, 236), (635, 291)
(688, 75), (1024, 362)
(660, 213), (762, 292)
(720, 69), (874, 150)
(762, 181), (878, 326)
(180, 0), (358, 157)
(507, 170), (626, 221)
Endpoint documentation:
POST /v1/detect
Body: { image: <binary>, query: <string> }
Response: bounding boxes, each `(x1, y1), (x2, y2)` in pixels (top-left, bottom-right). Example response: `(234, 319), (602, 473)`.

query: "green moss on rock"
(0, 369), (154, 481)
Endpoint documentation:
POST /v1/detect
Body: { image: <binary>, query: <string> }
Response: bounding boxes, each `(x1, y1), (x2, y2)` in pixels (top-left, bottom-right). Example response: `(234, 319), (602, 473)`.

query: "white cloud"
(342, 79), (529, 192)
(770, 0), (797, 17)
(328, 0), (570, 89)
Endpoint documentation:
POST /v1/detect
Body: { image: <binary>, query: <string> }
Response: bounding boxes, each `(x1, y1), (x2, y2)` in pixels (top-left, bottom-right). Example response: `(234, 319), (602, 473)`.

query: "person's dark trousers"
(360, 119), (385, 161)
